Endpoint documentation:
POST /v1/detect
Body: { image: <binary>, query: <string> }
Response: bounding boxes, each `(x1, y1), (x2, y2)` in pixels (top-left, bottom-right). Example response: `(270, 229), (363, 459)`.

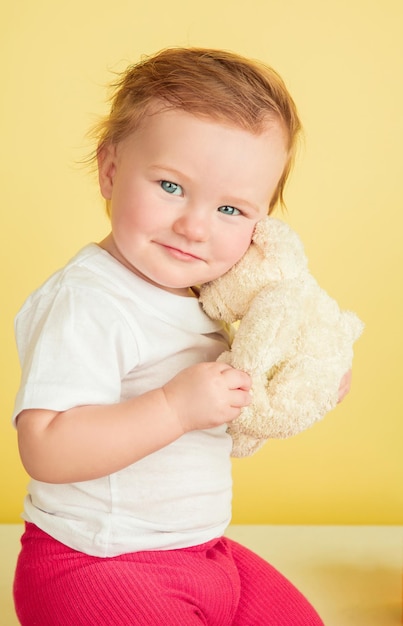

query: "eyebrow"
(149, 164), (192, 183)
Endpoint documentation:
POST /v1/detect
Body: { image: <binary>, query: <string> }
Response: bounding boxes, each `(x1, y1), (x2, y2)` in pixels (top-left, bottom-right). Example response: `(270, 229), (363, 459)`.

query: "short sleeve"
(13, 285), (139, 422)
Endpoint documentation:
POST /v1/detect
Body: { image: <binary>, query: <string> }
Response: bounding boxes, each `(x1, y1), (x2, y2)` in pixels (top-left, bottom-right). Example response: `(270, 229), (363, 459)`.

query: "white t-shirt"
(13, 244), (233, 557)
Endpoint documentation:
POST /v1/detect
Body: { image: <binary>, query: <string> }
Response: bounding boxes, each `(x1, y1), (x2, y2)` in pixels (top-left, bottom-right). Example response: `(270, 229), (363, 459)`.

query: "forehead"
(124, 105), (287, 160)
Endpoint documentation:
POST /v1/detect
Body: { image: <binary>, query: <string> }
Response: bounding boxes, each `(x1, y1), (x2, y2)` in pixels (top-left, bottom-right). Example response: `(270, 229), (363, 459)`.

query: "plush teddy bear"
(199, 217), (364, 458)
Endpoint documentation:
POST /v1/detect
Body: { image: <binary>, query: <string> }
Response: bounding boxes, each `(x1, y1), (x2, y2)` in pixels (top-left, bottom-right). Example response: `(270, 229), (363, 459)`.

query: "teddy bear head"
(200, 217), (308, 323)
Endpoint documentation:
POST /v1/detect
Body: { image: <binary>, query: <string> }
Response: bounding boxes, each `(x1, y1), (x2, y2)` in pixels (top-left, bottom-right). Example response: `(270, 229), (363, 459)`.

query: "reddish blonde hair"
(92, 47), (302, 211)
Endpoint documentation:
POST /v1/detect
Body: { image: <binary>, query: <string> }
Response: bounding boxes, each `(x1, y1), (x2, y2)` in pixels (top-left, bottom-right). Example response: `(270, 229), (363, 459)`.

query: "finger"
(229, 389), (253, 408)
(221, 367), (252, 391)
(337, 369), (352, 403)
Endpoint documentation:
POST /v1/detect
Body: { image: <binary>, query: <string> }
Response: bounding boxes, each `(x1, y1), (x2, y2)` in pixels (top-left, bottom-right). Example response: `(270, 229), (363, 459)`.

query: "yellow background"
(1, 0), (402, 525)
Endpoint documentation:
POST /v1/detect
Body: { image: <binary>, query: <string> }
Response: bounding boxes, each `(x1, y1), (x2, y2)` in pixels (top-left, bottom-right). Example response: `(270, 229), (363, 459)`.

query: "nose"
(172, 210), (210, 242)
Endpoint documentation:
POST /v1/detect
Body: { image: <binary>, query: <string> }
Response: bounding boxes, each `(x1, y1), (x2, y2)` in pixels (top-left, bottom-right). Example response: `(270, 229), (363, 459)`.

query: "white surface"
(1, 524), (402, 625)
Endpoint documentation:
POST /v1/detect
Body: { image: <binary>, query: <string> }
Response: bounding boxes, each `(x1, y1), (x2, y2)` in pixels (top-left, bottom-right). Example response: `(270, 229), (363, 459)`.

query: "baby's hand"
(162, 362), (252, 433)
(337, 369), (352, 403)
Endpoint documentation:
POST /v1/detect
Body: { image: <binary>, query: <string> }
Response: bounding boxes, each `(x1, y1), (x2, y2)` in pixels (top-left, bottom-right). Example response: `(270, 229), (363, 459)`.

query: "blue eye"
(218, 205), (241, 216)
(160, 180), (183, 195)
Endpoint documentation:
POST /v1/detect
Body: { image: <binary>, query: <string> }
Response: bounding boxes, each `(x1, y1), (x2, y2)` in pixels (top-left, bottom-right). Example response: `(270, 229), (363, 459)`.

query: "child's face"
(98, 106), (288, 295)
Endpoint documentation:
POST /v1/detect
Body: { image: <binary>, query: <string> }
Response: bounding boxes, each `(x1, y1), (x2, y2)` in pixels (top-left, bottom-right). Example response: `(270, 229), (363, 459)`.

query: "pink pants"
(14, 523), (324, 625)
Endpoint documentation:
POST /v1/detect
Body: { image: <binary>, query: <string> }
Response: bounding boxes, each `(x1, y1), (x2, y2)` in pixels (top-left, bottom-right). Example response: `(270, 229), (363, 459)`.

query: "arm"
(16, 362), (251, 484)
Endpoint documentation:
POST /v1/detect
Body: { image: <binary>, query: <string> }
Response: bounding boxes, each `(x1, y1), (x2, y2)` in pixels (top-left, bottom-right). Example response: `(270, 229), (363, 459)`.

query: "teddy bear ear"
(252, 216), (296, 248)
(251, 215), (271, 244)
(252, 216), (308, 278)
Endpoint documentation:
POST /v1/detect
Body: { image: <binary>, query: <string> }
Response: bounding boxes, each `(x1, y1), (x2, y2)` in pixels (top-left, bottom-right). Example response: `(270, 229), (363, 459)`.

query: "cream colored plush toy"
(199, 217), (364, 458)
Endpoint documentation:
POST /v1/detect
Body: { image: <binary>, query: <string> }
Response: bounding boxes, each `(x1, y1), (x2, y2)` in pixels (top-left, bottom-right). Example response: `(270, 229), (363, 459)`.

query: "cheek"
(217, 229), (254, 267)
(111, 191), (146, 232)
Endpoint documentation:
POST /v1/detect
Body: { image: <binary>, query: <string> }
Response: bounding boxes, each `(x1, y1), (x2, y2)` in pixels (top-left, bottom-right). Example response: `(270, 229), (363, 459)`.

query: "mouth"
(158, 243), (204, 262)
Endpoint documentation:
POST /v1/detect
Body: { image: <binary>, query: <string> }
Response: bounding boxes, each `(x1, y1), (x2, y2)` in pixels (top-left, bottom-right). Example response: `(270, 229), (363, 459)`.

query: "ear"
(97, 143), (117, 200)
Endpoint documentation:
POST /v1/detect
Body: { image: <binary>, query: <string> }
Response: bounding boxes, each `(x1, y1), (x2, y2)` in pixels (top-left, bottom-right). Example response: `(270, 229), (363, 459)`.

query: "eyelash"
(160, 180), (183, 195)
(160, 180), (242, 216)
(218, 206), (241, 216)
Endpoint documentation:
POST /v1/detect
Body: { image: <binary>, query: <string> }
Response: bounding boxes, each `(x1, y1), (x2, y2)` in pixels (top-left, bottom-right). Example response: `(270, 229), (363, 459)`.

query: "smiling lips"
(158, 242), (204, 262)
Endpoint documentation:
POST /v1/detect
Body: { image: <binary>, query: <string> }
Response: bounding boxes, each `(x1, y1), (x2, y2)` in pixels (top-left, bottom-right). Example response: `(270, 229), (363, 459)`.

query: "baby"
(13, 47), (336, 625)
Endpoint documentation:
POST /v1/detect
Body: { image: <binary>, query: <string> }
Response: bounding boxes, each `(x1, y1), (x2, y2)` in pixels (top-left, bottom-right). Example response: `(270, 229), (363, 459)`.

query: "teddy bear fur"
(199, 217), (364, 458)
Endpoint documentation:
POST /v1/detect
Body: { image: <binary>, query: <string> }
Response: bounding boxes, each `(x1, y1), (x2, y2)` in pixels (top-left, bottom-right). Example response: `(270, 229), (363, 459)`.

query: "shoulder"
(16, 244), (137, 321)
(14, 245), (144, 358)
